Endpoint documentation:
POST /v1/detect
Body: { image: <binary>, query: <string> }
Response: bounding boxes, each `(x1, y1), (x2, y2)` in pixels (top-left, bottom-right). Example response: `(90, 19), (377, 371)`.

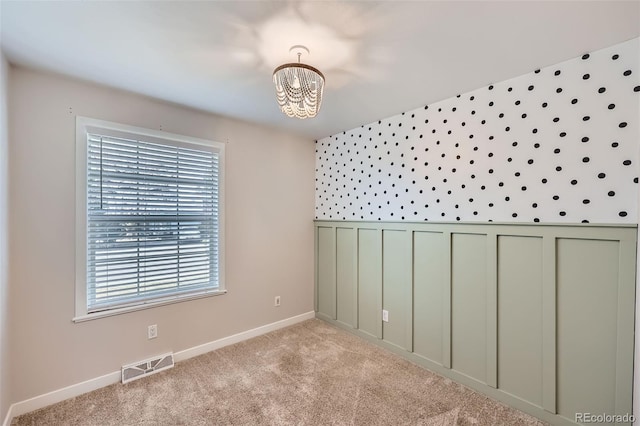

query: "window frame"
(74, 116), (225, 322)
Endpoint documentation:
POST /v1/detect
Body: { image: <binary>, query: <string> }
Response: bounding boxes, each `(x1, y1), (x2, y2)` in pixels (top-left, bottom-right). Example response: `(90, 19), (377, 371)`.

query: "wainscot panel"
(314, 221), (637, 426)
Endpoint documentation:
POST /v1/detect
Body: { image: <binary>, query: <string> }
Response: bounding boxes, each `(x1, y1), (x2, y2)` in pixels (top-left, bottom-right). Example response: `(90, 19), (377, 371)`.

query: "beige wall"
(0, 53), (10, 422)
(7, 66), (315, 403)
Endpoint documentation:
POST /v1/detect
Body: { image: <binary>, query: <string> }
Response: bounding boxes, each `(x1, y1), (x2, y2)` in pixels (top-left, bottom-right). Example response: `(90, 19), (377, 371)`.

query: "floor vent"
(121, 352), (174, 384)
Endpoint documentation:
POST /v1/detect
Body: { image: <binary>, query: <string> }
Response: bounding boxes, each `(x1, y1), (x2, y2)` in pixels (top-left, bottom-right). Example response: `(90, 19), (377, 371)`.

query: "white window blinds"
(86, 132), (220, 312)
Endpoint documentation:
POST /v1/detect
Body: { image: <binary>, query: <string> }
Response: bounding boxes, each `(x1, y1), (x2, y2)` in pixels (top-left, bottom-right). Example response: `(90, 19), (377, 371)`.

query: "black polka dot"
(582, 54), (590, 60)
(315, 47), (636, 225)
(619, 211), (628, 217)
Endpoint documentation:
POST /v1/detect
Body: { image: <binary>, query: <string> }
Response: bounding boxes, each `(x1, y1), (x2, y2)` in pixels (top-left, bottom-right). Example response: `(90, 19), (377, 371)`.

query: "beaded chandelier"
(273, 45), (325, 119)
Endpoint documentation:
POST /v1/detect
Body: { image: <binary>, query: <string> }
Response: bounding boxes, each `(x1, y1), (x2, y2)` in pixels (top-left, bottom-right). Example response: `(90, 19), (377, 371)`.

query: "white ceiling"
(1, 1), (639, 140)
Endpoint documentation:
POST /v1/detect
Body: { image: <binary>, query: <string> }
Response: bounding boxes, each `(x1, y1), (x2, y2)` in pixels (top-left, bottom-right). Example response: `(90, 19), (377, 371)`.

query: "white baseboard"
(2, 405), (12, 426)
(2, 311), (315, 426)
(3, 370), (121, 426)
(173, 311), (315, 362)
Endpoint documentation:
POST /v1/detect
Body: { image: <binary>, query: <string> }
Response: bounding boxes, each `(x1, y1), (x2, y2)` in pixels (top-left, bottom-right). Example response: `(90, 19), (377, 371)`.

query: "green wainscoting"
(314, 221), (637, 426)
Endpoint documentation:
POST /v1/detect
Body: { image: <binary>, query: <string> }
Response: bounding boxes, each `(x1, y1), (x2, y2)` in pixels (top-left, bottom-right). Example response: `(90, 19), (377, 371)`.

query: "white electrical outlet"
(382, 309), (389, 322)
(148, 324), (158, 339)
(274, 296), (281, 307)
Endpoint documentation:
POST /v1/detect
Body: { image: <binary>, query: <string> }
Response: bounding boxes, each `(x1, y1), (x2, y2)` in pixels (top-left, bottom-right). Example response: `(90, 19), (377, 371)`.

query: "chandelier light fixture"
(273, 45), (325, 119)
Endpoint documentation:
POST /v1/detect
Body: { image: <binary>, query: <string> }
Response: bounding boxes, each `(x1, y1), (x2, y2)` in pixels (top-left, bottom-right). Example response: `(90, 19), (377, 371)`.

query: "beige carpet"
(13, 319), (546, 425)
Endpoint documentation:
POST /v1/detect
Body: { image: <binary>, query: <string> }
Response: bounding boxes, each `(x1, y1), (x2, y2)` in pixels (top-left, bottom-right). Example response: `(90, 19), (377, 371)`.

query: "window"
(75, 117), (225, 321)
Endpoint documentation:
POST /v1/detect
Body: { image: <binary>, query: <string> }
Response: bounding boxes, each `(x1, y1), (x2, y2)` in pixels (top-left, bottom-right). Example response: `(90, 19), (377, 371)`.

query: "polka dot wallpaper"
(315, 38), (639, 224)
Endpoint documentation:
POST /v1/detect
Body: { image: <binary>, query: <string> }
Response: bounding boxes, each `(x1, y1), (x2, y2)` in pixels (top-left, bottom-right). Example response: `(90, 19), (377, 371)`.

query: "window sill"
(72, 289), (227, 323)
